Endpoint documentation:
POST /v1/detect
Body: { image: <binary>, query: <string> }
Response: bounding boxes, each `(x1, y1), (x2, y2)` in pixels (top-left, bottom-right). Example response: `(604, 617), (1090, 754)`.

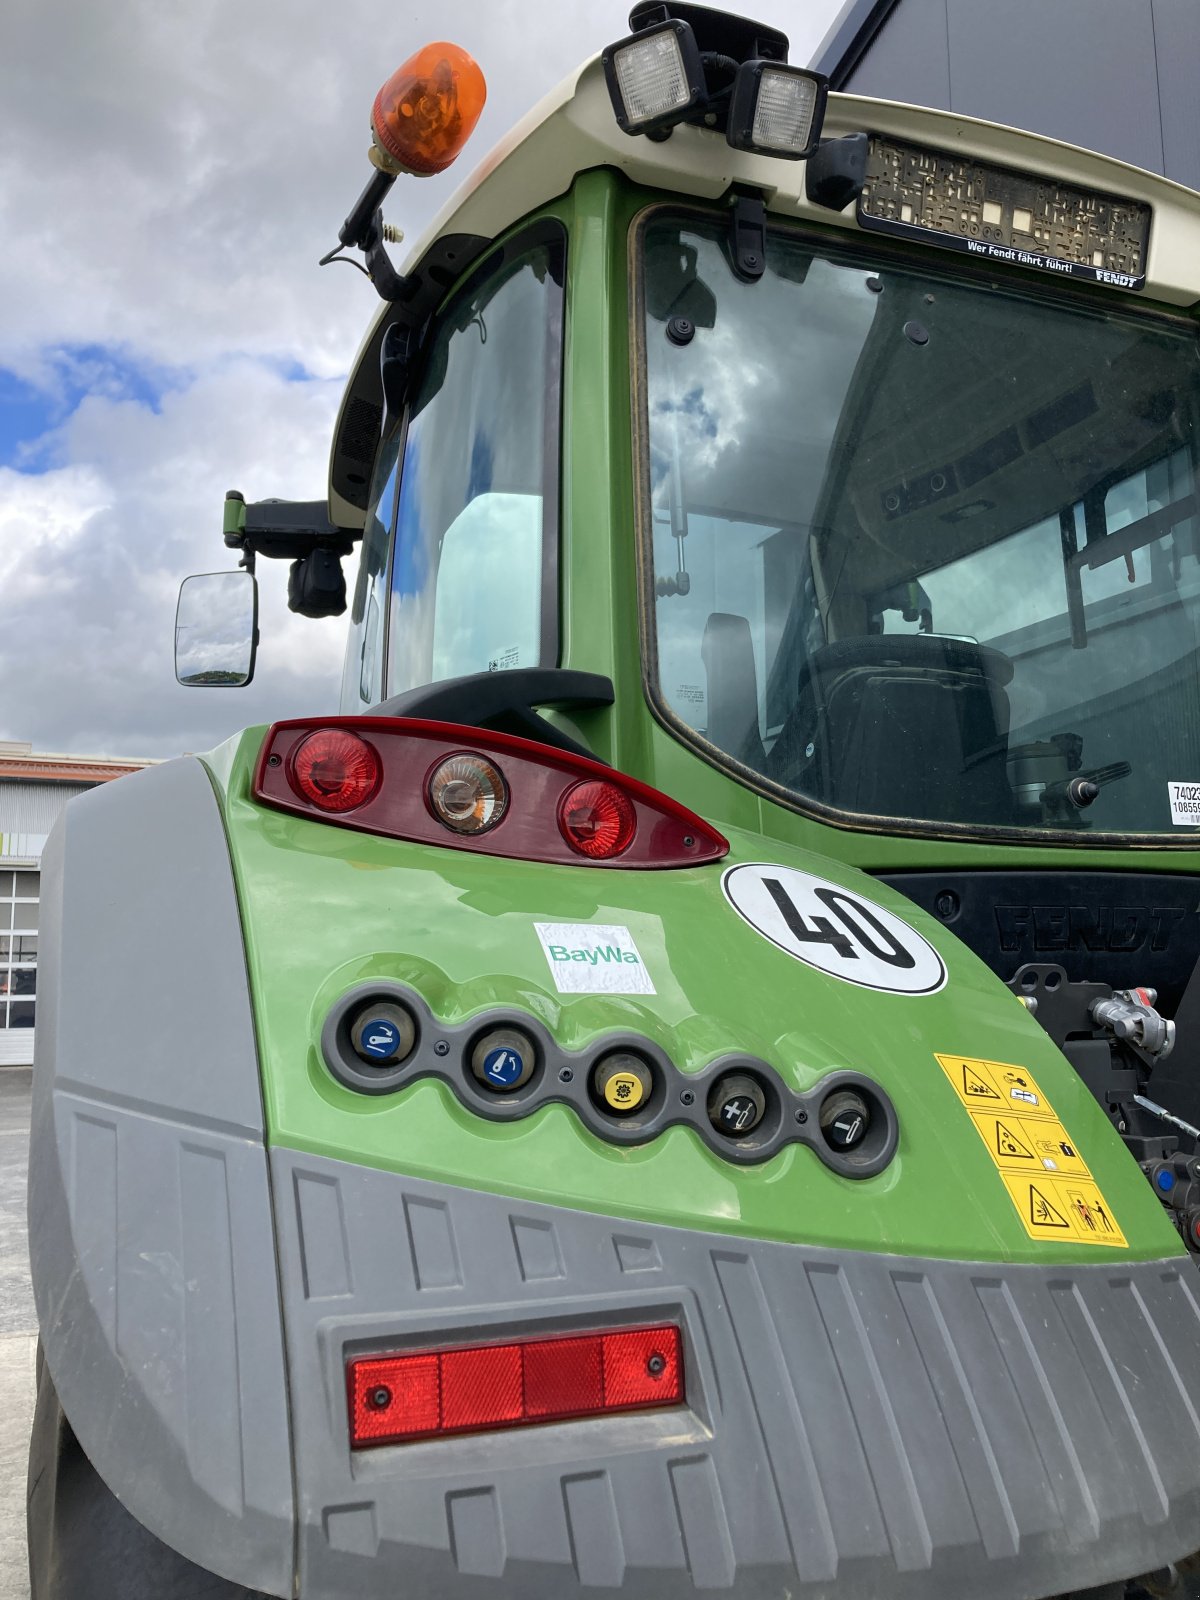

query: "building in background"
(0, 742), (153, 1066)
(812, 0), (1200, 191)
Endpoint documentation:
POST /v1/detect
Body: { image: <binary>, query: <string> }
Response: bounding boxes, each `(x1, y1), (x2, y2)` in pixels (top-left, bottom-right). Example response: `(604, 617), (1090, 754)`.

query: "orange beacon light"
(371, 43), (488, 177)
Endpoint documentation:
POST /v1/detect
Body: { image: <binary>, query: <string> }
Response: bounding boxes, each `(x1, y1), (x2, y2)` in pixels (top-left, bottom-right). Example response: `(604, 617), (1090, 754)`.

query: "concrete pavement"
(0, 1069), (35, 1600)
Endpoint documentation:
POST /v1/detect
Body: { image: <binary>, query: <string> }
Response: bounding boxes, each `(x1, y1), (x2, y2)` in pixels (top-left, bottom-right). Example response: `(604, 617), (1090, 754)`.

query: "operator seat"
(770, 633), (1016, 823)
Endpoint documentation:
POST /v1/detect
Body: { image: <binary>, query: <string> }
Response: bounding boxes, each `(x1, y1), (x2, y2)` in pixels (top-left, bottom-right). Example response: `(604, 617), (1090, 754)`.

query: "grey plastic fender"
(28, 758), (293, 1596)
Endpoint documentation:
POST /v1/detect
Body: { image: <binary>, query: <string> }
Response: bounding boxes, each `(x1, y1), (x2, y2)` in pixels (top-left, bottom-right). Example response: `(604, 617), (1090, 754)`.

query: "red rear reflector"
(290, 729), (381, 812)
(348, 1325), (683, 1447)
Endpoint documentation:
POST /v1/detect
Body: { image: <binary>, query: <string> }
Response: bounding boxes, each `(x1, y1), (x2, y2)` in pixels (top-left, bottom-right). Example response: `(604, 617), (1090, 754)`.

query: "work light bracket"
(627, 1), (788, 64)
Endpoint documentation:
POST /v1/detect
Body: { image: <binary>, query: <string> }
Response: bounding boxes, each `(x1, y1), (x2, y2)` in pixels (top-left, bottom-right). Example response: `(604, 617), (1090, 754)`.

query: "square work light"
(727, 63), (828, 160)
(603, 19), (707, 137)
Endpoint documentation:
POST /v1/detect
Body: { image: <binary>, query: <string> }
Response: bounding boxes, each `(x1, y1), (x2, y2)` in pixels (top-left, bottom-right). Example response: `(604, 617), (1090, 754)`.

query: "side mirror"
(175, 571), (259, 687)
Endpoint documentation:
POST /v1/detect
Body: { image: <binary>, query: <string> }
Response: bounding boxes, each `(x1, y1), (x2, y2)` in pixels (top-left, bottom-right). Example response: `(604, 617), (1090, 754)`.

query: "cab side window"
(388, 230), (565, 697)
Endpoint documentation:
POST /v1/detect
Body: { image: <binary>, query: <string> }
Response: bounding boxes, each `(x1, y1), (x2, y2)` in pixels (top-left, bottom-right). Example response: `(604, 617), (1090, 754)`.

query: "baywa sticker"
(722, 863), (946, 995)
(535, 923), (656, 995)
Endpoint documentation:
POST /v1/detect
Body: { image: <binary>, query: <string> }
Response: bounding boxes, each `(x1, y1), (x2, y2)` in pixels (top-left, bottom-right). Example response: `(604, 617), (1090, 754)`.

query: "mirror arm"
(223, 492), (358, 563)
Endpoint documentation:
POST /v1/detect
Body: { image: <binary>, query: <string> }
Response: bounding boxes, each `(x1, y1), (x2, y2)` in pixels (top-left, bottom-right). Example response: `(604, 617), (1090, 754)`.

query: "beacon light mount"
(322, 42), (487, 303)
(602, 3), (827, 155)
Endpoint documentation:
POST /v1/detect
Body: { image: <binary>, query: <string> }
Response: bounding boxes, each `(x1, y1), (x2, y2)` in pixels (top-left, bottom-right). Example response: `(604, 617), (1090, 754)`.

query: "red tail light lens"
(290, 729), (381, 812)
(255, 717), (728, 869)
(348, 1324), (683, 1448)
(559, 779), (637, 859)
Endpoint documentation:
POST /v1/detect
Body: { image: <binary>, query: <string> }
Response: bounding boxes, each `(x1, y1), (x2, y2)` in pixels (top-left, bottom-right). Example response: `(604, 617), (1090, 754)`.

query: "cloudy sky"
(0, 0), (847, 760)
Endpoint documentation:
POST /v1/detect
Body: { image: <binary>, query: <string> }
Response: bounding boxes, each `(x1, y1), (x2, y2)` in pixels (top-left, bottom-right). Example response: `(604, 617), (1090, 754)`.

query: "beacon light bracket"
(321, 42), (487, 303)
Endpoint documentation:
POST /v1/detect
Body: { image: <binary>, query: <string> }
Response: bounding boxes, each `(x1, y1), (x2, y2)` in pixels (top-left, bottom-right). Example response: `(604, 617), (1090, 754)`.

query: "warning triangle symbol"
(995, 1121), (1034, 1161)
(1028, 1185), (1070, 1230)
(962, 1065), (1000, 1100)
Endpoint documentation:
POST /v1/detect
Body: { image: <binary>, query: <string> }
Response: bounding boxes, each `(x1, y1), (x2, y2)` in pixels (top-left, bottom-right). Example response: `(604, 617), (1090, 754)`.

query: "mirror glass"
(175, 571), (258, 687)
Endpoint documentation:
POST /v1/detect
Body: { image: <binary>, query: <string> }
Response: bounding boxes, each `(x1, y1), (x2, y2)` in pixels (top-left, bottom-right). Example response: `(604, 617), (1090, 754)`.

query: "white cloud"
(0, 0), (844, 758)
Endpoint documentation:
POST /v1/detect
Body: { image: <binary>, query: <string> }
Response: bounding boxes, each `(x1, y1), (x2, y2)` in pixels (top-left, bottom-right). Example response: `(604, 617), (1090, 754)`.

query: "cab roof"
(328, 45), (1200, 530)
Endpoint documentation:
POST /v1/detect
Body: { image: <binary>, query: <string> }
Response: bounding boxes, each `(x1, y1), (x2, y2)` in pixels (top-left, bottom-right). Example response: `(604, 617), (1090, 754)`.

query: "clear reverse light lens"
(752, 67), (818, 154)
(613, 30), (690, 128)
(427, 753), (509, 835)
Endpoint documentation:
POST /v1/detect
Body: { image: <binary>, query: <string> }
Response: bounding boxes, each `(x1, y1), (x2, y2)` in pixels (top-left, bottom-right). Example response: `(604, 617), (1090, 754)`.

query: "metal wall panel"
(824, 0), (1200, 193)
(0, 1034), (32, 1066)
(833, 0), (951, 111)
(1152, 0), (1200, 191)
(0, 782), (88, 839)
(945, 0), (1164, 176)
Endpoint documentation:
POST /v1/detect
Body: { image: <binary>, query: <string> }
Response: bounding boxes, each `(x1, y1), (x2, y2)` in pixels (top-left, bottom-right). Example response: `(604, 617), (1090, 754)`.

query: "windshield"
(641, 214), (1200, 838)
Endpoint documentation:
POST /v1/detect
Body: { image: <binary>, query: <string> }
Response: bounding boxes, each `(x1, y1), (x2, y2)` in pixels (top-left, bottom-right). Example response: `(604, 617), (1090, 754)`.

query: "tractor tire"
(27, 1343), (275, 1600)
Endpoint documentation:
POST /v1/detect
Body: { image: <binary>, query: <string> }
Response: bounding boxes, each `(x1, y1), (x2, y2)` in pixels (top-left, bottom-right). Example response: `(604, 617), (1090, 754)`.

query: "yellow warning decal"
(936, 1053), (1055, 1118)
(967, 1112), (1093, 1180)
(998, 1172), (1128, 1247)
(935, 1054), (1125, 1248)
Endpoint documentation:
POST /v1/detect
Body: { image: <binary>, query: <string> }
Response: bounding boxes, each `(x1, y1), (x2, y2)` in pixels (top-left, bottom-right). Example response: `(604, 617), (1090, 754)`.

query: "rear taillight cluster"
(253, 717), (727, 868)
(348, 1324), (683, 1448)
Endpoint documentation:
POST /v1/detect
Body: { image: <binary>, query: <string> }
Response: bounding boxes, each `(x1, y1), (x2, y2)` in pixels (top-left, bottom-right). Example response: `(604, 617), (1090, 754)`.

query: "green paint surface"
(205, 728), (1181, 1265)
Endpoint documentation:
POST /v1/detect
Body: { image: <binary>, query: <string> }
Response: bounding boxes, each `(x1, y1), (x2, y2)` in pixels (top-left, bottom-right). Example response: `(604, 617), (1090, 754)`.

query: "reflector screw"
(268, 754), (282, 767)
(682, 834), (695, 847)
(368, 1386), (392, 1410)
(647, 1353), (667, 1377)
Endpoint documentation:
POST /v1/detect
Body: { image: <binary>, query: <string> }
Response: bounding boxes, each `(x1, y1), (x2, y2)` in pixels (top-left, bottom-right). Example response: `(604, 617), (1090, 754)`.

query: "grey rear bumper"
(28, 758), (1200, 1599)
(274, 1147), (1200, 1600)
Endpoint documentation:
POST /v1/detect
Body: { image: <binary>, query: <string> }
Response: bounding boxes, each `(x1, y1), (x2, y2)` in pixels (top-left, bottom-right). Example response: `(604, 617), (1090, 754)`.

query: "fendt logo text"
(995, 904), (1186, 955)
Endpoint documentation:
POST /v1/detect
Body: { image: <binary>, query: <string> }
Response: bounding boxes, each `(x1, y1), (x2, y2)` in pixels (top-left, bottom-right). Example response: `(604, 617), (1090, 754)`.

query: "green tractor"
(27, 5), (1200, 1597)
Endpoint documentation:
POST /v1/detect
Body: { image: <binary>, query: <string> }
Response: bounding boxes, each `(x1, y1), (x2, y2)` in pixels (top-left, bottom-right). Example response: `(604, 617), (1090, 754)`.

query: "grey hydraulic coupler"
(1090, 987), (1176, 1060)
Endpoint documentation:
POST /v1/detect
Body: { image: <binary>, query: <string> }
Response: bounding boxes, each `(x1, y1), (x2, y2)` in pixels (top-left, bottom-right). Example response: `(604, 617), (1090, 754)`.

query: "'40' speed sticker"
(722, 864), (946, 995)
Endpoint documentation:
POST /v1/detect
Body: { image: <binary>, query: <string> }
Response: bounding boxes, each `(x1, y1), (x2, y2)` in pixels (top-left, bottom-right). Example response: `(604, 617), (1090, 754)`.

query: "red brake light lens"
(348, 1324), (683, 1448)
(289, 729), (381, 813)
(559, 779), (636, 859)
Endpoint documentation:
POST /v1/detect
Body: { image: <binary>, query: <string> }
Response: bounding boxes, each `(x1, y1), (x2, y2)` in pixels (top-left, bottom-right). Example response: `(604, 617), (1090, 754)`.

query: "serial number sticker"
(936, 1054), (1125, 1247)
(722, 864), (946, 994)
(1168, 782), (1200, 825)
(935, 1053), (1054, 1117)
